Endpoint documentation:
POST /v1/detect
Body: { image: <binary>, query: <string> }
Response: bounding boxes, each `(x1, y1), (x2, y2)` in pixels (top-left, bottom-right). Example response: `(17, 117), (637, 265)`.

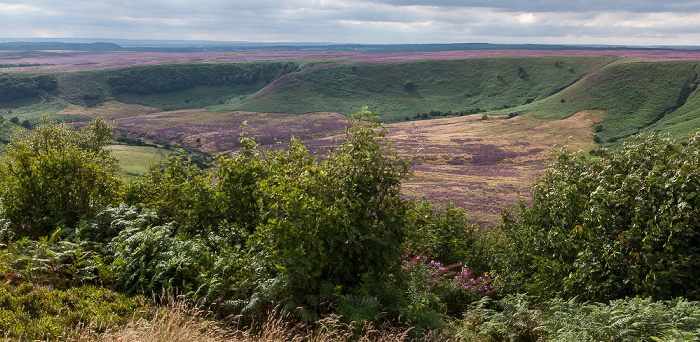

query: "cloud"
(1, 0), (699, 45)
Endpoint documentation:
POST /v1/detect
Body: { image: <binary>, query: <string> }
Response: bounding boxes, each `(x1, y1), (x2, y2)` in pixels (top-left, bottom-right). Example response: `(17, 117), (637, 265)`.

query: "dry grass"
(387, 111), (602, 226)
(57, 101), (162, 120)
(60, 299), (455, 342)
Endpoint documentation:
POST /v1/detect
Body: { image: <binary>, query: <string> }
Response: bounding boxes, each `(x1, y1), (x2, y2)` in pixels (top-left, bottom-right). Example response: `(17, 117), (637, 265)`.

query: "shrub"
(405, 201), (488, 271)
(0, 116), (122, 238)
(495, 133), (700, 301)
(233, 108), (411, 318)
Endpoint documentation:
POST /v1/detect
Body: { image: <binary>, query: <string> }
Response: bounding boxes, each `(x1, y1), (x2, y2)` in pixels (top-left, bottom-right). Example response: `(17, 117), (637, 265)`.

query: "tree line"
(106, 62), (298, 95)
(0, 74), (57, 101)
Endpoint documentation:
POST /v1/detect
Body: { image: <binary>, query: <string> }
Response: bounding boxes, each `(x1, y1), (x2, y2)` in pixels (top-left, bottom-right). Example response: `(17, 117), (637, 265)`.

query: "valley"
(2, 48), (700, 224)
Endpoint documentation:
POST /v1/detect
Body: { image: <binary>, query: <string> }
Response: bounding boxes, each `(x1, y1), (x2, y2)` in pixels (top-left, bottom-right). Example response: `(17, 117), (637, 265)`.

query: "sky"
(2, 0), (700, 46)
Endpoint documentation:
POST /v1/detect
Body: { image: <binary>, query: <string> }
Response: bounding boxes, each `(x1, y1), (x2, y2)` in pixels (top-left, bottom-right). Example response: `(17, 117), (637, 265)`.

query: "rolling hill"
(2, 48), (700, 222)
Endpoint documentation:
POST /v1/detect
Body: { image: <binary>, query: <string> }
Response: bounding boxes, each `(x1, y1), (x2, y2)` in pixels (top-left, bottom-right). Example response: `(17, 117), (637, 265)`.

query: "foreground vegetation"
(1, 112), (700, 340)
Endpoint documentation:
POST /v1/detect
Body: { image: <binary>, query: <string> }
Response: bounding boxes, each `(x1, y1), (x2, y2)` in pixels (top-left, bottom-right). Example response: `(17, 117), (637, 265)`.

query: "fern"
(336, 294), (382, 323)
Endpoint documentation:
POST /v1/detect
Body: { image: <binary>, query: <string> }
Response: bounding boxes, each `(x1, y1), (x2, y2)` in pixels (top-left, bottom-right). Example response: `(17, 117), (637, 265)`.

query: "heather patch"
(4, 49), (700, 73)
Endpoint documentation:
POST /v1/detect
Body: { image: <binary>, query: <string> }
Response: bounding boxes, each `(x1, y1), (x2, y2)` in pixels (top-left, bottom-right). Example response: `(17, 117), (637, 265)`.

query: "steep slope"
(227, 56), (615, 122)
(510, 59), (700, 147)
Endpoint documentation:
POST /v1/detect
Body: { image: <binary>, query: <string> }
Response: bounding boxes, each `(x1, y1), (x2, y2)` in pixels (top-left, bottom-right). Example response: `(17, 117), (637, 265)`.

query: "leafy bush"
(0, 116), (122, 237)
(123, 155), (216, 235)
(114, 108), (414, 320)
(495, 133), (700, 301)
(405, 201), (489, 271)
(230, 108), (411, 318)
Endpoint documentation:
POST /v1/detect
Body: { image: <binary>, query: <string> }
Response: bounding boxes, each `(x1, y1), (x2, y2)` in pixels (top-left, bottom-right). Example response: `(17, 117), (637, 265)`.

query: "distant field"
(388, 111), (601, 225)
(106, 144), (171, 178)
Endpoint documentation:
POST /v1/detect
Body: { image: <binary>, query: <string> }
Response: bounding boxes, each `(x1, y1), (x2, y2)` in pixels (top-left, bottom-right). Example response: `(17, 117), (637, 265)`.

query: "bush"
(495, 133), (700, 301)
(0, 116), (122, 238)
(405, 201), (488, 271)
(231, 108), (412, 318)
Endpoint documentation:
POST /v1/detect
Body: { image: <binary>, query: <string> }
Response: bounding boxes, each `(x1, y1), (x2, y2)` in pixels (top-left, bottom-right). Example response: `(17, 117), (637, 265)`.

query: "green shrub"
(495, 132), (700, 301)
(112, 108), (414, 320)
(405, 201), (488, 272)
(0, 116), (122, 238)
(123, 155), (217, 236)
(233, 108), (411, 318)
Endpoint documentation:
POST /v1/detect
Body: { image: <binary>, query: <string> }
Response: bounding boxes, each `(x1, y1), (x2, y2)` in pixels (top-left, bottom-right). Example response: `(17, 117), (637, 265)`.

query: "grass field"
(106, 144), (171, 178)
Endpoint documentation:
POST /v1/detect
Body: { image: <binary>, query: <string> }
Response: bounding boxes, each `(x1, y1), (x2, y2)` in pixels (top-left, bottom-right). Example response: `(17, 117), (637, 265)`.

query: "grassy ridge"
(518, 59), (700, 146)
(230, 56), (615, 122)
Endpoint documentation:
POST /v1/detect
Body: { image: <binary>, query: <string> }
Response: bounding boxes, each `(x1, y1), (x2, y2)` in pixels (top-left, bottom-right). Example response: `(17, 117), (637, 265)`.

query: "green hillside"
(2, 55), (700, 148)
(0, 115), (17, 144)
(223, 56), (615, 122)
(516, 59), (700, 147)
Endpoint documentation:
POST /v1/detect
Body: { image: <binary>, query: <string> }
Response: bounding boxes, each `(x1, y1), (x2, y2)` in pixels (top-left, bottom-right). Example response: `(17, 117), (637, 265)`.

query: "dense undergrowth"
(1, 111), (700, 340)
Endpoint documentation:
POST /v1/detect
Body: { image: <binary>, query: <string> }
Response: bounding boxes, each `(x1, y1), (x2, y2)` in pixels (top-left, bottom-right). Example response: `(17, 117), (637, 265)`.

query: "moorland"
(1, 46), (700, 340)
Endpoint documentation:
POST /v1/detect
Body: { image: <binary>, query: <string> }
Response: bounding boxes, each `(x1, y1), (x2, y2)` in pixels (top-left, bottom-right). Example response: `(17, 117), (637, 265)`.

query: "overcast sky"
(2, 0), (700, 46)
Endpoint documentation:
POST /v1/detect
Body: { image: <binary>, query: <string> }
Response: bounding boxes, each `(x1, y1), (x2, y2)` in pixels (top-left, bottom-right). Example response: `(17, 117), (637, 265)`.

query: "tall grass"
(84, 299), (427, 342)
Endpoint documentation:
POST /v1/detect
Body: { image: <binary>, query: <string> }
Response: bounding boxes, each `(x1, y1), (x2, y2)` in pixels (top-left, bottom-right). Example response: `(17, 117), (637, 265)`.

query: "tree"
(0, 116), (122, 237)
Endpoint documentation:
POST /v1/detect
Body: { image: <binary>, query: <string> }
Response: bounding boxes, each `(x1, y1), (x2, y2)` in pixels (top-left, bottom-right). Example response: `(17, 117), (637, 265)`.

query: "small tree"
(0, 116), (122, 237)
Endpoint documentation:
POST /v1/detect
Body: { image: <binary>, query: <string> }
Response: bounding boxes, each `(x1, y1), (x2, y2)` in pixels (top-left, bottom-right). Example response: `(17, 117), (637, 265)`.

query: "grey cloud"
(370, 0), (700, 13)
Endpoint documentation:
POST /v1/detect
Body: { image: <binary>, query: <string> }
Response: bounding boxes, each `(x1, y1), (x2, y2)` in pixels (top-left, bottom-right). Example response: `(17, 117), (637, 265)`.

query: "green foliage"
(0, 73), (57, 101)
(0, 230), (99, 289)
(495, 132), (700, 301)
(0, 282), (151, 340)
(405, 201), (488, 271)
(542, 297), (700, 341)
(468, 295), (700, 342)
(231, 108), (411, 316)
(106, 62), (297, 95)
(0, 116), (122, 237)
(110, 223), (213, 296)
(468, 294), (548, 342)
(123, 155), (216, 233)
(114, 108), (413, 319)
